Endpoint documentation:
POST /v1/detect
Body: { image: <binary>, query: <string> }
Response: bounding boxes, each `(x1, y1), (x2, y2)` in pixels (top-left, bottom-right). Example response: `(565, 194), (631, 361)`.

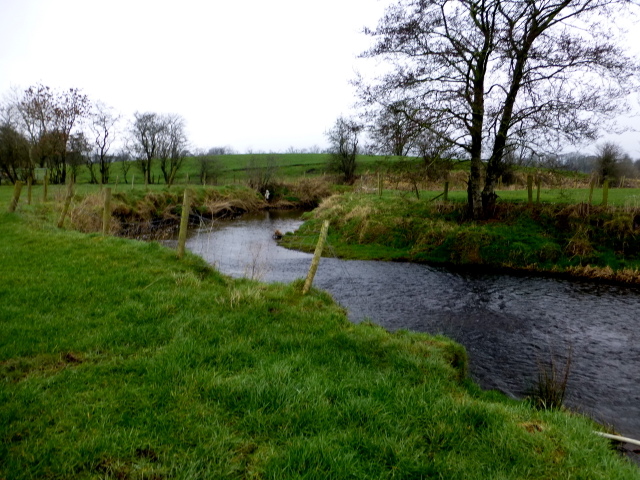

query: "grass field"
(20, 153), (386, 187)
(1, 210), (639, 478)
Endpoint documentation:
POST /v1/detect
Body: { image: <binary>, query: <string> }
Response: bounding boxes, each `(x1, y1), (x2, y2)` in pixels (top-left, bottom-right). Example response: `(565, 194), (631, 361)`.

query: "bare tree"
(245, 154), (279, 194)
(117, 149), (133, 184)
(157, 113), (189, 186)
(367, 102), (422, 157)
(359, 0), (639, 218)
(89, 102), (119, 184)
(10, 84), (91, 184)
(195, 150), (222, 185)
(129, 112), (164, 185)
(67, 132), (91, 182)
(326, 117), (362, 183)
(129, 112), (189, 186)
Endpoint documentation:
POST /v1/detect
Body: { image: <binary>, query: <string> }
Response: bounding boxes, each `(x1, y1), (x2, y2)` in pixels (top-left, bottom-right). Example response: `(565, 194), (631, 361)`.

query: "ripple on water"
(184, 211), (640, 441)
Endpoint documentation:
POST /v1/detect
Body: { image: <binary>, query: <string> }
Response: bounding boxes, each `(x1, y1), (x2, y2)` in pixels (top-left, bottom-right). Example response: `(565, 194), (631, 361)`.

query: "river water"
(178, 210), (640, 449)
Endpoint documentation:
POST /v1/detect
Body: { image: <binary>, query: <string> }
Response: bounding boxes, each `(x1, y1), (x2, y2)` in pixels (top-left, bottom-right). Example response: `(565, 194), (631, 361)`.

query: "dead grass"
(565, 228), (593, 258)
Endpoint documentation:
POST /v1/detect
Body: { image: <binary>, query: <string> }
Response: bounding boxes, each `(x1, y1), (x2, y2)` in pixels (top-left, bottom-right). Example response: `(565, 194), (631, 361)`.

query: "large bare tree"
(359, 0), (639, 218)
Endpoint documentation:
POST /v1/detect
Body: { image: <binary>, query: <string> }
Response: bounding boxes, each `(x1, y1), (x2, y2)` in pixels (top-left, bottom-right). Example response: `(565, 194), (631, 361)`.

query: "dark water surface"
(181, 210), (640, 443)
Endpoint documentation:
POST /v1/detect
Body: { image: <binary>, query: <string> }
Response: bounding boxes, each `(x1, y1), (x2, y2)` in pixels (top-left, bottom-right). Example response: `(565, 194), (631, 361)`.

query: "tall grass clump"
(529, 347), (573, 410)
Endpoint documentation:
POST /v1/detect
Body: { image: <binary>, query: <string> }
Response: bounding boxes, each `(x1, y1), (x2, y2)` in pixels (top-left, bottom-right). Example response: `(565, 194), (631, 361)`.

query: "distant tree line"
(0, 83), (198, 187)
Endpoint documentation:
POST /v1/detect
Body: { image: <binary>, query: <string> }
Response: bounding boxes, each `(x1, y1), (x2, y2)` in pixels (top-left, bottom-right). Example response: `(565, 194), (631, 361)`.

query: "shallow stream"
(174, 210), (640, 448)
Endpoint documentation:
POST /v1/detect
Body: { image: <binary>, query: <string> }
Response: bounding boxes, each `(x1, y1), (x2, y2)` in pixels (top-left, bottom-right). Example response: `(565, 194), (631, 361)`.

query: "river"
(173, 210), (640, 454)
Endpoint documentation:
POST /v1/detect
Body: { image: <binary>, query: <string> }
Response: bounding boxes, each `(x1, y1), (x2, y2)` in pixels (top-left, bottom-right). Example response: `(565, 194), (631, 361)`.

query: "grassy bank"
(0, 178), (332, 238)
(280, 191), (640, 284)
(1, 212), (638, 478)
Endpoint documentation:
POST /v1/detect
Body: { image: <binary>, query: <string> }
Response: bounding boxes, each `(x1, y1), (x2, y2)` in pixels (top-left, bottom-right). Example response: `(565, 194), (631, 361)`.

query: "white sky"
(0, 0), (388, 153)
(0, 0), (639, 156)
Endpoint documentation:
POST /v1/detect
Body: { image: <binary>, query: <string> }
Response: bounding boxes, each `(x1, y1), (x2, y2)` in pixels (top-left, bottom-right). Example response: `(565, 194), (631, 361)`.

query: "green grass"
(1, 212), (638, 478)
(281, 191), (640, 282)
(54, 153), (385, 186)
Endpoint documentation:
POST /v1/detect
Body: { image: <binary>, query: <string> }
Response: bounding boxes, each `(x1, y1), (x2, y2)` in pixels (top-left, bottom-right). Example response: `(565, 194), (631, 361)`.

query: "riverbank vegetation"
(2, 211), (639, 478)
(280, 189), (640, 284)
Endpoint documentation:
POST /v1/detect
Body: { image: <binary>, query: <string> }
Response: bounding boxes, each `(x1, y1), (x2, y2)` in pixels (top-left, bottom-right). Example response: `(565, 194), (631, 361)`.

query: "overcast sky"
(0, 0), (387, 153)
(0, 0), (638, 156)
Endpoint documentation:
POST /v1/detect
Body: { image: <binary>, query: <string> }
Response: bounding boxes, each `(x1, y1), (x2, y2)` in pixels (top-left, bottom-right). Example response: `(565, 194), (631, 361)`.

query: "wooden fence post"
(303, 220), (330, 295)
(588, 176), (596, 205)
(176, 189), (192, 259)
(7, 181), (24, 213)
(102, 188), (112, 236)
(27, 178), (32, 205)
(444, 181), (449, 201)
(42, 173), (48, 202)
(535, 176), (541, 204)
(527, 175), (533, 207)
(602, 179), (609, 208)
(57, 182), (74, 228)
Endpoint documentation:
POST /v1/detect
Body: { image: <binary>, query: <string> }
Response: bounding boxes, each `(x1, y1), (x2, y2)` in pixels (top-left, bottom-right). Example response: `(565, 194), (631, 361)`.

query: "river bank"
(4, 212), (639, 477)
(279, 192), (640, 285)
(182, 210), (640, 459)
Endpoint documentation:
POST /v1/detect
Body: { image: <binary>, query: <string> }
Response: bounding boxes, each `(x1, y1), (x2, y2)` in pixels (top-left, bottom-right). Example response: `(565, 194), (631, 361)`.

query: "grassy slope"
(280, 192), (640, 282)
(1, 213), (638, 478)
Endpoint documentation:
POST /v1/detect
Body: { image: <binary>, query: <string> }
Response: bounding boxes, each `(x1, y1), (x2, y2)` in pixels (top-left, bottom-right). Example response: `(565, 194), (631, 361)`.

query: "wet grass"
(1, 211), (639, 478)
